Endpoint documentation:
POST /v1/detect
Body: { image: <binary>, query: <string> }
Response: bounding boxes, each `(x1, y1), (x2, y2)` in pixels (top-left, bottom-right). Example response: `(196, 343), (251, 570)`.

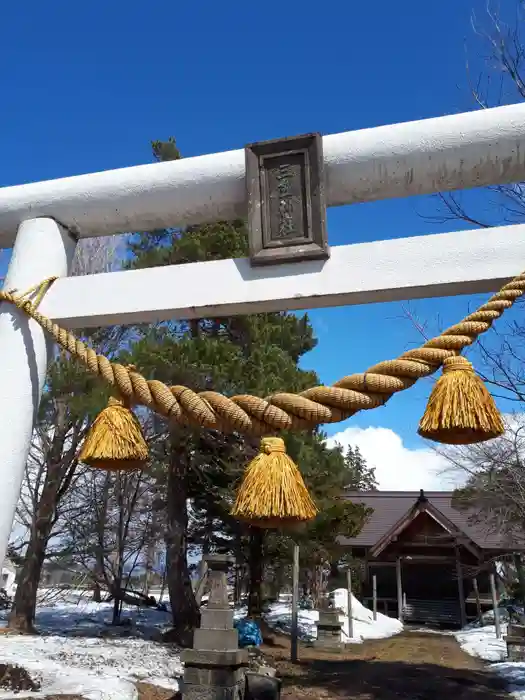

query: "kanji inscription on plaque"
(245, 133), (329, 266)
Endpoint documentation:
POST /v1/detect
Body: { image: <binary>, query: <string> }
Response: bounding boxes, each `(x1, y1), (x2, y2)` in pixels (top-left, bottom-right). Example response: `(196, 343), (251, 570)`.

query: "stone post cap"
(203, 554), (236, 570)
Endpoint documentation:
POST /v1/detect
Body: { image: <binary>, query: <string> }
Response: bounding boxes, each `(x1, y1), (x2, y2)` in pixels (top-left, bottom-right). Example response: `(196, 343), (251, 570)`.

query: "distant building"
(1, 559), (17, 595)
(341, 489), (525, 627)
(41, 561), (86, 587)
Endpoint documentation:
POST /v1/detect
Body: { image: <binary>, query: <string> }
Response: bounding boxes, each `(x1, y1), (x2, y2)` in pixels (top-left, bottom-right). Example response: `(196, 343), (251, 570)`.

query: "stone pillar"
(314, 609), (343, 653)
(181, 554), (248, 700)
(505, 623), (525, 662)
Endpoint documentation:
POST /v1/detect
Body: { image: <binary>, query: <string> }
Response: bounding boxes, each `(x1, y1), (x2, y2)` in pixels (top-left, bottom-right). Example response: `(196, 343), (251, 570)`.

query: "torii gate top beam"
(0, 103), (524, 246)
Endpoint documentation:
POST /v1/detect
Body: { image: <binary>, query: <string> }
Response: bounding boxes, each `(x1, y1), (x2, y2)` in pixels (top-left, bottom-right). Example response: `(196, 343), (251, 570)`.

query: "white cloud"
(326, 425), (466, 491)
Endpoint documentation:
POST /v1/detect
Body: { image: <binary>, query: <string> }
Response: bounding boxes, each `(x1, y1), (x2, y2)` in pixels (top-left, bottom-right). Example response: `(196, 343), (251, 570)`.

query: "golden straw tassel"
(418, 355), (504, 445)
(231, 437), (318, 528)
(79, 396), (149, 472)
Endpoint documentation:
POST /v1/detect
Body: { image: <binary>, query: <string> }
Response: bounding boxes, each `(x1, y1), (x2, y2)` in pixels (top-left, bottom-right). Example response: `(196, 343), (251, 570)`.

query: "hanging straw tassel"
(231, 437), (318, 528)
(418, 355), (504, 445)
(79, 396), (149, 471)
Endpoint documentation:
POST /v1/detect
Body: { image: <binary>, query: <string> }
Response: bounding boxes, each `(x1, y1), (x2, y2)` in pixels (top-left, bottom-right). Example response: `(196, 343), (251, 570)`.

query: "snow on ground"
(455, 623), (508, 662)
(330, 588), (403, 642)
(0, 586), (401, 699)
(406, 627), (455, 636)
(455, 615), (525, 700)
(491, 662), (525, 700)
(0, 590), (182, 700)
(236, 588), (403, 644)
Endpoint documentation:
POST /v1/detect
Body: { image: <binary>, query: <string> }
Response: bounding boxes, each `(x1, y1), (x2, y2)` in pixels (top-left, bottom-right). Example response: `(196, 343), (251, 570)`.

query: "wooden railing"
(402, 599), (461, 625)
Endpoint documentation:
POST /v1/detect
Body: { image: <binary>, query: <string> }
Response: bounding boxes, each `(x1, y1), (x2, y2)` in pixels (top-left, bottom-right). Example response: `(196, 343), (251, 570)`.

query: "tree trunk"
(9, 402), (79, 633)
(247, 528), (264, 619)
(92, 558), (104, 602)
(92, 556), (105, 602)
(234, 534), (244, 605)
(8, 532), (49, 632)
(92, 582), (102, 603)
(112, 588), (123, 625)
(143, 508), (158, 597)
(165, 432), (200, 647)
(312, 563), (324, 608)
(234, 564), (241, 605)
(8, 475), (60, 632)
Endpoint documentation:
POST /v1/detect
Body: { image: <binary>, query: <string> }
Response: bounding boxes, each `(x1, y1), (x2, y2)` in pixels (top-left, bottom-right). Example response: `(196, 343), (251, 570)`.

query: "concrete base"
(181, 681), (243, 700)
(314, 610), (343, 652)
(505, 637), (525, 662)
(181, 649), (249, 700)
(505, 624), (525, 662)
(193, 628), (239, 651)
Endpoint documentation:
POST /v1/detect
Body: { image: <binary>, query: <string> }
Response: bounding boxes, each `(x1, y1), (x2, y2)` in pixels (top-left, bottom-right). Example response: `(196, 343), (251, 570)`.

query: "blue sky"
(0, 0), (521, 464)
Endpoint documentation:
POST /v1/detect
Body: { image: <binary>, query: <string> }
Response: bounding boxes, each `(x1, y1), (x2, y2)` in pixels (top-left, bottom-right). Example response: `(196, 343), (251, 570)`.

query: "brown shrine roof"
(341, 490), (525, 552)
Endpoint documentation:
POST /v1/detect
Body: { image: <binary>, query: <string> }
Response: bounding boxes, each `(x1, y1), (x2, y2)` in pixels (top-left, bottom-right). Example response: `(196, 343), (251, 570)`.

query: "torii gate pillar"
(0, 218), (76, 570)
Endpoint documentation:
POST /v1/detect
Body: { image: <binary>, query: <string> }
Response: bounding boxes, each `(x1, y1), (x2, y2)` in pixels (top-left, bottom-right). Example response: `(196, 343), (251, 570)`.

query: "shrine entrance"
(1, 102), (525, 573)
(343, 490), (516, 627)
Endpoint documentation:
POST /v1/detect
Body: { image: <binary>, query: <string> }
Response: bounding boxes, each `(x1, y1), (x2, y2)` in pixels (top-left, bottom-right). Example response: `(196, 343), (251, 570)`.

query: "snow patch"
(492, 662), (525, 700)
(455, 623), (508, 662)
(0, 593), (181, 700)
(236, 588), (403, 644)
(455, 619), (525, 699)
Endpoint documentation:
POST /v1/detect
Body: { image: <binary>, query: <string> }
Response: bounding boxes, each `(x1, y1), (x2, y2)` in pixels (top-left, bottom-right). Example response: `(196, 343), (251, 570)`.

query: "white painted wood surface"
(0, 219), (76, 572)
(0, 103), (525, 245)
(37, 224), (525, 328)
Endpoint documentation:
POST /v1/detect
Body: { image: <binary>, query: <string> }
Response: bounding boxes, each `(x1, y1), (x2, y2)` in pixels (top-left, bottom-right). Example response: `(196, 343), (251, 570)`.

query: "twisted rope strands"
(2, 271), (525, 436)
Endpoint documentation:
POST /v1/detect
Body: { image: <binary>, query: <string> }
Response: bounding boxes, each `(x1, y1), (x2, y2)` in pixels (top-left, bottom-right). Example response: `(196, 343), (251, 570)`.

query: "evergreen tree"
(123, 139), (319, 641)
(123, 138), (372, 639)
(344, 445), (377, 491)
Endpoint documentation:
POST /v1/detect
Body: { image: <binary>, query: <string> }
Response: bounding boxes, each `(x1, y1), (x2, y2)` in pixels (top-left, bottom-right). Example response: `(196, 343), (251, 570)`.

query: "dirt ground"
(134, 630), (514, 700)
(31, 686), (179, 700)
(136, 683), (180, 699)
(262, 630), (512, 699)
(19, 630), (513, 700)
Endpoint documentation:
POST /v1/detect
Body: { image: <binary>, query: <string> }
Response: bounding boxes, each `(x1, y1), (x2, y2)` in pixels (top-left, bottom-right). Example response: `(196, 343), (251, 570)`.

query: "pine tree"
(123, 138), (320, 641)
(344, 445), (377, 490)
(123, 137), (374, 638)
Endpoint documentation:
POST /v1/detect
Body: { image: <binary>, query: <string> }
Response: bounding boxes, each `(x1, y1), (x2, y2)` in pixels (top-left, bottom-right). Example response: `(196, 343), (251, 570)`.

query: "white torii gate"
(1, 102), (525, 571)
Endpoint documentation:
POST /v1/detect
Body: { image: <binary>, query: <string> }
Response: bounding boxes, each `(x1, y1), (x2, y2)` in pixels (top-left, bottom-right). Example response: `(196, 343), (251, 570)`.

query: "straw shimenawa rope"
(2, 272), (525, 436)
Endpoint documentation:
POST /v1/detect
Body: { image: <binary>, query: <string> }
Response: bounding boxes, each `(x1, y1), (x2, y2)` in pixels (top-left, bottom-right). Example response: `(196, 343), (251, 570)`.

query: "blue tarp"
(234, 618), (263, 647)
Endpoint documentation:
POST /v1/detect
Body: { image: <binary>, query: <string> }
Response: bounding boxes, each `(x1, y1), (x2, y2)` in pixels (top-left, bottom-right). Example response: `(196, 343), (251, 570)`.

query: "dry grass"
(136, 682), (180, 699)
(260, 630), (512, 699)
